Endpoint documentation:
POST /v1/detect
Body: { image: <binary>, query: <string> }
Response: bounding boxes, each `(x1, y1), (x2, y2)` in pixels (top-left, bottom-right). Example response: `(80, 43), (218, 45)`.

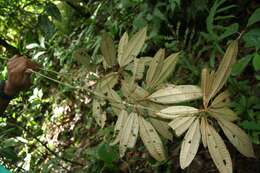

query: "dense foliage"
(0, 0), (260, 172)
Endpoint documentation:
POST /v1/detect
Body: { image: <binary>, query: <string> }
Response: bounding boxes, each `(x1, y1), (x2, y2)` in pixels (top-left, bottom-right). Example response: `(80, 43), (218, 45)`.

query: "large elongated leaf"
(118, 32), (129, 66)
(132, 58), (146, 81)
(121, 80), (149, 101)
(168, 116), (196, 136)
(247, 8), (260, 27)
(156, 106), (199, 119)
(146, 49), (165, 88)
(200, 117), (208, 148)
(201, 68), (210, 107)
(148, 85), (202, 104)
(92, 99), (106, 128)
(119, 27), (147, 67)
(218, 118), (255, 158)
(210, 90), (230, 108)
(119, 112), (139, 157)
(155, 52), (180, 86)
(208, 40), (238, 101)
(180, 119), (201, 169)
(97, 72), (118, 93)
(139, 116), (166, 161)
(208, 107), (238, 121)
(150, 118), (173, 140)
(111, 110), (128, 145)
(100, 33), (116, 67)
(207, 125), (232, 173)
(107, 89), (125, 116)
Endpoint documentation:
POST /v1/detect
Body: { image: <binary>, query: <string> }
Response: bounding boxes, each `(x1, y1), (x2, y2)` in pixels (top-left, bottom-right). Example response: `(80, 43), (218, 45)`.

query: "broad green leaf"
(157, 106), (199, 119)
(46, 3), (61, 21)
(231, 55), (252, 76)
(139, 116), (166, 161)
(210, 90), (230, 108)
(92, 99), (106, 128)
(168, 116), (196, 136)
(100, 33), (116, 67)
(207, 125), (232, 173)
(146, 49), (165, 88)
(119, 112), (139, 157)
(208, 107), (238, 122)
(241, 121), (260, 130)
(218, 118), (255, 158)
(243, 28), (260, 49)
(247, 8), (260, 27)
(154, 52), (180, 86)
(118, 32), (128, 66)
(97, 142), (119, 164)
(148, 85), (202, 104)
(200, 117), (208, 148)
(73, 48), (91, 67)
(253, 53), (260, 71)
(180, 119), (201, 169)
(150, 118), (173, 140)
(208, 40), (238, 101)
(119, 27), (147, 67)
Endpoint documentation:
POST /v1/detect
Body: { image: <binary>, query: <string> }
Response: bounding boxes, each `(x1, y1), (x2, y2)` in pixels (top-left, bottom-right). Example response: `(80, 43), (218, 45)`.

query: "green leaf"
(252, 53), (260, 71)
(247, 8), (260, 27)
(241, 121), (260, 130)
(46, 3), (61, 21)
(243, 28), (260, 49)
(97, 142), (119, 164)
(231, 55), (252, 76)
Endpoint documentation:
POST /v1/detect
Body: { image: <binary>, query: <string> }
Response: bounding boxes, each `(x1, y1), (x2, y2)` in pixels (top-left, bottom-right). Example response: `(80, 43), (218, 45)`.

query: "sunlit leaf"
(119, 27), (147, 67)
(107, 88), (125, 116)
(148, 85), (202, 104)
(118, 32), (129, 66)
(180, 119), (201, 169)
(208, 107), (238, 122)
(200, 117), (209, 148)
(92, 99), (106, 128)
(157, 106), (199, 119)
(97, 72), (118, 93)
(168, 116), (196, 136)
(207, 125), (232, 173)
(111, 110), (128, 145)
(208, 40), (238, 101)
(218, 118), (255, 158)
(139, 116), (166, 161)
(119, 112), (139, 157)
(210, 91), (230, 108)
(150, 118), (173, 140)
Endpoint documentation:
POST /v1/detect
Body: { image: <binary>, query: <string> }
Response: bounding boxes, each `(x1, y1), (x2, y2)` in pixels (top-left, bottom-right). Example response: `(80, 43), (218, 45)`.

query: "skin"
(0, 55), (39, 115)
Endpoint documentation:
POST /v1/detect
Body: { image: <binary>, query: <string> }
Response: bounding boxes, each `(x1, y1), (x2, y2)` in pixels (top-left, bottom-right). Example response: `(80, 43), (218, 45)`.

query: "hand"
(4, 55), (40, 96)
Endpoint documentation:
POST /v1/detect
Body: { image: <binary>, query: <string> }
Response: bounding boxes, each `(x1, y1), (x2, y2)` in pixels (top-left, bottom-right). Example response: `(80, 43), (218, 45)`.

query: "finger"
(26, 60), (41, 71)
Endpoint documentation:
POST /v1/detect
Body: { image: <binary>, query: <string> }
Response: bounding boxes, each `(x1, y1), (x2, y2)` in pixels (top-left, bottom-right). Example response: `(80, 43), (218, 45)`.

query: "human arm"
(0, 56), (39, 115)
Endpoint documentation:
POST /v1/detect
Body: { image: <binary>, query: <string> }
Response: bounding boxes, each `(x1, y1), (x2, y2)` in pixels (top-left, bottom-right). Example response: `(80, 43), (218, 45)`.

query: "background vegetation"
(0, 0), (259, 172)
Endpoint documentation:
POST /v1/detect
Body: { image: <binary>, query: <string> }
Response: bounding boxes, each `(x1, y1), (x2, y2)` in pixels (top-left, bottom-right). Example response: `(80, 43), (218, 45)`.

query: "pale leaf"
(210, 91), (230, 108)
(118, 32), (129, 66)
(155, 52), (180, 87)
(146, 49), (165, 88)
(201, 68), (210, 107)
(111, 110), (128, 145)
(218, 118), (255, 158)
(120, 27), (147, 67)
(156, 106), (199, 119)
(139, 116), (166, 161)
(180, 119), (201, 169)
(200, 117), (209, 148)
(97, 72), (118, 93)
(148, 85), (202, 104)
(150, 118), (173, 140)
(107, 88), (125, 116)
(132, 58), (146, 80)
(207, 125), (232, 173)
(92, 99), (106, 128)
(208, 40), (238, 100)
(119, 112), (139, 157)
(168, 116), (196, 136)
(208, 107), (238, 122)
(100, 33), (116, 66)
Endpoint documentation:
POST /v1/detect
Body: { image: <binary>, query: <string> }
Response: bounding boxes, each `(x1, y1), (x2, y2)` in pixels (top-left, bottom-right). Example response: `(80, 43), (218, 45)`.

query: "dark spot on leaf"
(223, 160), (226, 165)
(188, 140), (191, 144)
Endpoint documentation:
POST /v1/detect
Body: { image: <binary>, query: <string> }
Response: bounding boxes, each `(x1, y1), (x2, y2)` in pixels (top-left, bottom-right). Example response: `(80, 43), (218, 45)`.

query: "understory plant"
(88, 27), (255, 173)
